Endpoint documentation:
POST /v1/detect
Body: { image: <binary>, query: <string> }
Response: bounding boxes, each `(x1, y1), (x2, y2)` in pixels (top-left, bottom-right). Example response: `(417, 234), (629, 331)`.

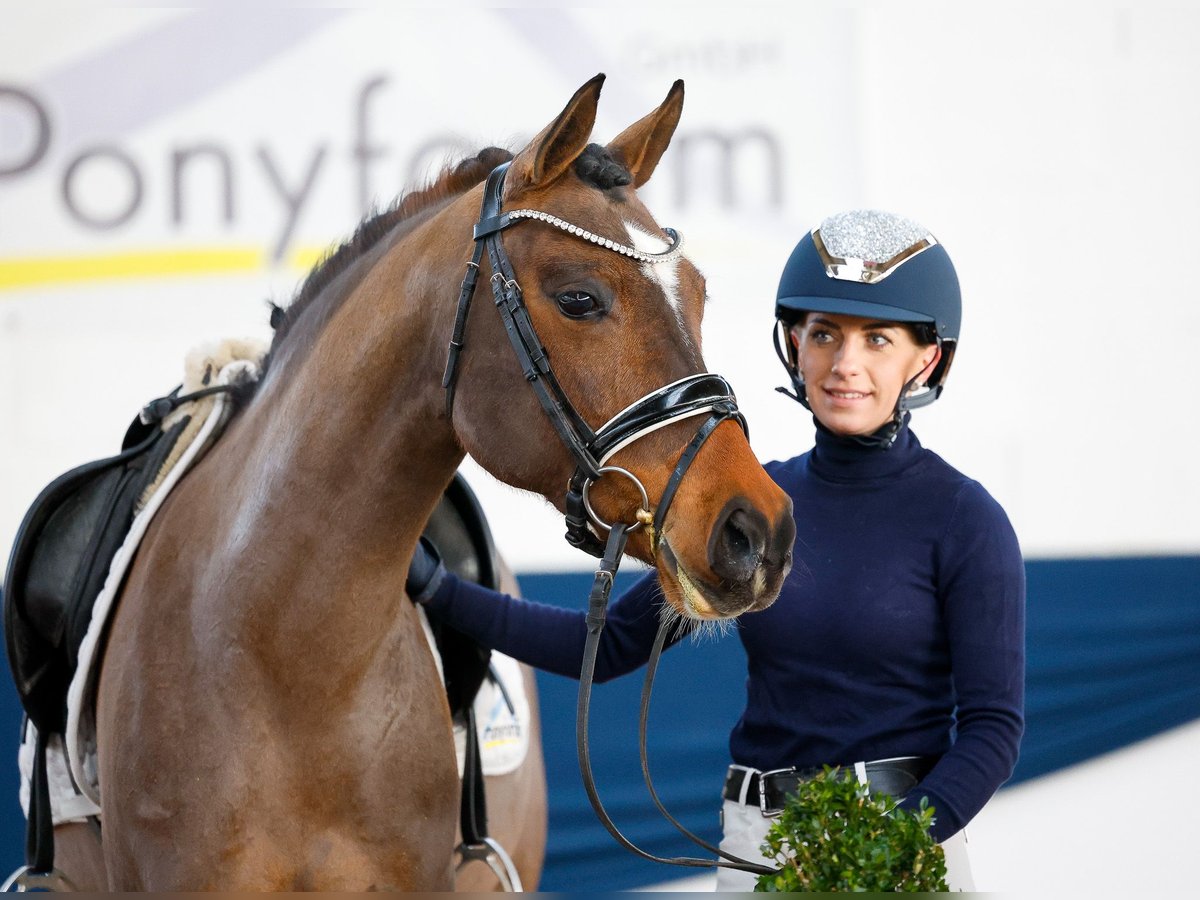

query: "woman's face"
(791, 312), (940, 436)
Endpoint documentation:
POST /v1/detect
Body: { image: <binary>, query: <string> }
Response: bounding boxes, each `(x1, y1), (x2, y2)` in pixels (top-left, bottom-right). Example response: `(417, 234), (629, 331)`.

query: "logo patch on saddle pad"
(453, 652), (531, 778)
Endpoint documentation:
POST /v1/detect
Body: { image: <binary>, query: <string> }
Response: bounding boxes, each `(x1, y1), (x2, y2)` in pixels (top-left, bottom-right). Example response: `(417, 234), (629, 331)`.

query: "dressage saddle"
(4, 411), (188, 738)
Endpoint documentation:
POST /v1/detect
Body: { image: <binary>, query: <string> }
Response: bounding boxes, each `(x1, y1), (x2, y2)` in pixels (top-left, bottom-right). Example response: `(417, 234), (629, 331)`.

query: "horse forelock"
(253, 146), (516, 392)
(574, 143), (632, 191)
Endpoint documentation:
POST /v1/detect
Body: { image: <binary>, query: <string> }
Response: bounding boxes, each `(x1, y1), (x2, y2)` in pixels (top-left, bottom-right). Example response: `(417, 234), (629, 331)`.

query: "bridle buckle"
(489, 271), (520, 297)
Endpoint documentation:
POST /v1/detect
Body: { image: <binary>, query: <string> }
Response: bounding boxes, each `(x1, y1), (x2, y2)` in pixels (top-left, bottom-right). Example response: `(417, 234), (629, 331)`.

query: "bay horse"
(78, 75), (792, 890)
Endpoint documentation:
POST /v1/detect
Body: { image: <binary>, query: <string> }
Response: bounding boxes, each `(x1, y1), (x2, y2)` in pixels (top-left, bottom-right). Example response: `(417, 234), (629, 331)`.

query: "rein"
(444, 162), (773, 879)
(576, 526), (774, 877)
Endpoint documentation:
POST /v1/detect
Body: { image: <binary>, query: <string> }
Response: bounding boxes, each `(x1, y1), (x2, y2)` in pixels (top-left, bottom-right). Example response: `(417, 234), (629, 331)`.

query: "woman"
(408, 209), (1025, 891)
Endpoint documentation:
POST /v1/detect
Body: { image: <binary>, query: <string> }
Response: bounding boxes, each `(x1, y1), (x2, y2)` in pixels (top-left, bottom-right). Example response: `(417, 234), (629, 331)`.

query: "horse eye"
(555, 290), (599, 318)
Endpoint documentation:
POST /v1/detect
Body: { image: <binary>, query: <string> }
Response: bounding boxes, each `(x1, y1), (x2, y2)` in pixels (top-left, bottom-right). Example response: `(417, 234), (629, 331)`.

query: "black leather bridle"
(443, 161), (774, 879)
(443, 161), (746, 560)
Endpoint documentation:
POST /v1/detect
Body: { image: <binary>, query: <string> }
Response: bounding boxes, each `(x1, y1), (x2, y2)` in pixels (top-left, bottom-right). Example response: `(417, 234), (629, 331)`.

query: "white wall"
(3, 5), (1198, 572)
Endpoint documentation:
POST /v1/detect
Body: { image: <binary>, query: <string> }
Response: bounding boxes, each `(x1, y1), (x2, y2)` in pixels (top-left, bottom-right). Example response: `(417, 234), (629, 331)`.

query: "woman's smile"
(824, 387), (872, 402)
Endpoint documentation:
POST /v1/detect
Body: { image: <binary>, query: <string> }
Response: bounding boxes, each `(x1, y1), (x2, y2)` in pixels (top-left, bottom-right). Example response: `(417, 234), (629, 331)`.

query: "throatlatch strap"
(442, 236), (489, 417)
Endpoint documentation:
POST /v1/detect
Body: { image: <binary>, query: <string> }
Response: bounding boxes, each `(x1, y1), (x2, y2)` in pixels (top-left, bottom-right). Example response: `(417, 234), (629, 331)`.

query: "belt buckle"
(757, 767), (796, 817)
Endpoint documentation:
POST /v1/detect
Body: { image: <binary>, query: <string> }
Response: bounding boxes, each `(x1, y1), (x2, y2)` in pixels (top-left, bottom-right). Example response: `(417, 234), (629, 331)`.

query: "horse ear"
(605, 80), (684, 188)
(509, 73), (605, 193)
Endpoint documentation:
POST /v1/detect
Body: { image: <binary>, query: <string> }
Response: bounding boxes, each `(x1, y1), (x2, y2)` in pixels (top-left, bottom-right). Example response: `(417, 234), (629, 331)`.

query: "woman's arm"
(418, 563), (674, 682)
(898, 482), (1026, 841)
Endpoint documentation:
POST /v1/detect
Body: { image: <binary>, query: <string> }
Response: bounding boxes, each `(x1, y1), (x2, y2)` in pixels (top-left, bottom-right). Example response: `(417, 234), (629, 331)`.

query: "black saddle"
(4, 413), (188, 737)
(423, 474), (500, 718)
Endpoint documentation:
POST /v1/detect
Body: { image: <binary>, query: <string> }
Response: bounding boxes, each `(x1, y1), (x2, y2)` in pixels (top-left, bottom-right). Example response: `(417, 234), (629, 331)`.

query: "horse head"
(442, 76), (794, 619)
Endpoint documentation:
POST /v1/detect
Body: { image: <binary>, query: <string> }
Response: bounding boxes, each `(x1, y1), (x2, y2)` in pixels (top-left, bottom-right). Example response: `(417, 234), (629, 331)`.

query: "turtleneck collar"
(807, 414), (925, 482)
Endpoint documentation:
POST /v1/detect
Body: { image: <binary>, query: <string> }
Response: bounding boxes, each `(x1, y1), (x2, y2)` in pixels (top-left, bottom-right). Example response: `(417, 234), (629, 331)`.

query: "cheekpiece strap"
(650, 404), (737, 551)
(443, 164), (512, 415)
(447, 162), (603, 477)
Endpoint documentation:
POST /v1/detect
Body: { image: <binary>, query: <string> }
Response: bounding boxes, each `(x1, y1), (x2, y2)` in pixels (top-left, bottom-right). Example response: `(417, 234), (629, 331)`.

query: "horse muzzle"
(660, 503), (793, 620)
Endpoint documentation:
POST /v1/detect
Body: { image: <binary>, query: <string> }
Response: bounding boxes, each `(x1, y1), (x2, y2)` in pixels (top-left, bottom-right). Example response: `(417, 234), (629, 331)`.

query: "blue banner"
(1, 555), (1197, 889)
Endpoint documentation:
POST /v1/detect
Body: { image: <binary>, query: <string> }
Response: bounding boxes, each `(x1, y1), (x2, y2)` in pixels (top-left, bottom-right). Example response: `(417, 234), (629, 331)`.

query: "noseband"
(443, 161), (745, 559)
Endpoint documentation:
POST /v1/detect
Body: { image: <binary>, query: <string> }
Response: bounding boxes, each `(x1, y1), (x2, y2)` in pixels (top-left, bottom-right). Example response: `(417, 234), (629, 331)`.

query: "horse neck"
(218, 207), (471, 636)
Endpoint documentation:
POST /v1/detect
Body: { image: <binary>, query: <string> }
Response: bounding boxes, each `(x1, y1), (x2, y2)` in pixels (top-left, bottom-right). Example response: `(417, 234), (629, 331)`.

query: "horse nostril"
(709, 502), (767, 586)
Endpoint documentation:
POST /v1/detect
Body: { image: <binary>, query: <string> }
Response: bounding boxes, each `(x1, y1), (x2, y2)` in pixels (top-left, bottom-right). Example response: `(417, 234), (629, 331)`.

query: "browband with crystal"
(505, 209), (684, 264)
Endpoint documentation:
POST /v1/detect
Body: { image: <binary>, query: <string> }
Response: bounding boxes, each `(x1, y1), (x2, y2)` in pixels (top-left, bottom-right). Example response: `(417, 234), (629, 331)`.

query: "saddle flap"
(4, 418), (184, 733)
(426, 473), (500, 593)
(426, 473), (501, 718)
(24, 466), (131, 647)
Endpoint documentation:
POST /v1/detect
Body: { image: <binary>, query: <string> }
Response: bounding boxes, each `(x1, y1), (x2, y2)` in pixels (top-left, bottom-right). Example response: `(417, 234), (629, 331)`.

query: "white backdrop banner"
(3, 6), (1198, 569)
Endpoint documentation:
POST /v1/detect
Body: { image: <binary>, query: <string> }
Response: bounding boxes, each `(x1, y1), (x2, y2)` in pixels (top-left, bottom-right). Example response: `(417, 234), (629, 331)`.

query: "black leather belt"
(722, 756), (935, 816)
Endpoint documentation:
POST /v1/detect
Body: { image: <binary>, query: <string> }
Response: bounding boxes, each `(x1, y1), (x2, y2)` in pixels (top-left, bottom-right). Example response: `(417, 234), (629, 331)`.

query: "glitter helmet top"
(775, 209), (961, 341)
(773, 209), (962, 413)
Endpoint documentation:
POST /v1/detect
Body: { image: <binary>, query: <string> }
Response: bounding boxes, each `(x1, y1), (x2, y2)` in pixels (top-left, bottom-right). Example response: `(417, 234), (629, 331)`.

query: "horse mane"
(234, 142), (631, 407)
(240, 146), (514, 400)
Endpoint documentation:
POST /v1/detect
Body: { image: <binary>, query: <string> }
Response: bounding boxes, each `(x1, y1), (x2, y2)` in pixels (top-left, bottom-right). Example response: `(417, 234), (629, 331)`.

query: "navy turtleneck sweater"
(421, 423), (1025, 841)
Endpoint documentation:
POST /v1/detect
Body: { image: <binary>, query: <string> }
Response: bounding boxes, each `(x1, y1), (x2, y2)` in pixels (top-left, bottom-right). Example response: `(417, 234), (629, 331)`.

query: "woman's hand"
(407, 536), (446, 604)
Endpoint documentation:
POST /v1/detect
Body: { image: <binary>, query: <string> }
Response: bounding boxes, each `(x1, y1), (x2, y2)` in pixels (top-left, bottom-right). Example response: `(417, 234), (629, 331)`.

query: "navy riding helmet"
(773, 209), (962, 421)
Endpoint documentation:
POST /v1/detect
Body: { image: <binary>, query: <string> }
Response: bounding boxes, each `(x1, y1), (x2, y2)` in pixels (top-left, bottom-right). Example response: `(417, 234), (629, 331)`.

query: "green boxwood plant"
(755, 766), (948, 892)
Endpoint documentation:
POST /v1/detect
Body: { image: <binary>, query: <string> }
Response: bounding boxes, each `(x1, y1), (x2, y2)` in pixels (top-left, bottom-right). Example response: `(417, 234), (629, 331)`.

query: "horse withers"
(59, 75), (792, 889)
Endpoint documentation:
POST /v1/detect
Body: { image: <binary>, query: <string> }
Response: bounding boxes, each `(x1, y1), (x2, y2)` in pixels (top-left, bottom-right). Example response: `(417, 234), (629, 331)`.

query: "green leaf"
(754, 766), (949, 892)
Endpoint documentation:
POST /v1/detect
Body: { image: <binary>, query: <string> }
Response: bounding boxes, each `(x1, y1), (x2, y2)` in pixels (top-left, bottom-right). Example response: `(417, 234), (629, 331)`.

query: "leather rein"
(444, 162), (773, 878)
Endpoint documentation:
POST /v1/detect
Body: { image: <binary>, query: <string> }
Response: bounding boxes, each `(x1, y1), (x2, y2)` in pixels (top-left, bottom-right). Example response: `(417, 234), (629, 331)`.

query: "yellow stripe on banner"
(0, 247), (268, 292)
(0, 243), (348, 294)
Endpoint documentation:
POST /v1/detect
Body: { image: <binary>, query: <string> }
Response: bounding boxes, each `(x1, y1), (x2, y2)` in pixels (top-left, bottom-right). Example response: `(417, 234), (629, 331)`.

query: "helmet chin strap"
(773, 319), (811, 408)
(776, 378), (912, 450)
(832, 364), (938, 449)
(838, 405), (907, 450)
